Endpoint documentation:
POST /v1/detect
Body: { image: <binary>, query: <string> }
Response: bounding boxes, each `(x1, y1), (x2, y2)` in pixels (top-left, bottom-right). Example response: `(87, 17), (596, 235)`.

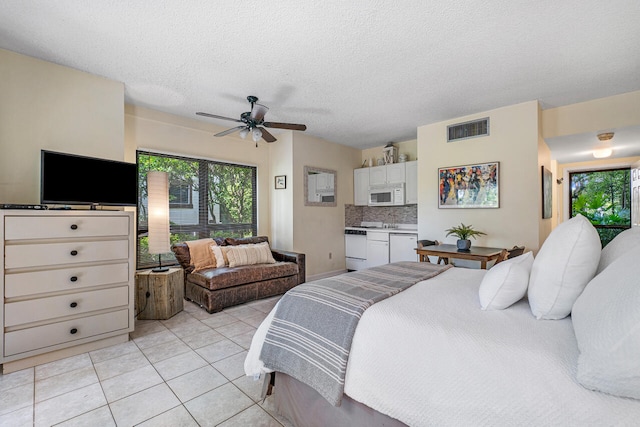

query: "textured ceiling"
(1, 1), (639, 160)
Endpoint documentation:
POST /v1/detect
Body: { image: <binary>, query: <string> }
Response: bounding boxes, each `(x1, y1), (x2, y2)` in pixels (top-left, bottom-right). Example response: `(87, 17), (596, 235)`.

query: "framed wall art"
(275, 175), (286, 189)
(542, 166), (552, 219)
(438, 162), (499, 209)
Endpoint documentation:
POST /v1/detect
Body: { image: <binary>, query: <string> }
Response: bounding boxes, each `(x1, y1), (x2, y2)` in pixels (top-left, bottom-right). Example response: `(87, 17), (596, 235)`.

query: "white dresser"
(1, 210), (135, 373)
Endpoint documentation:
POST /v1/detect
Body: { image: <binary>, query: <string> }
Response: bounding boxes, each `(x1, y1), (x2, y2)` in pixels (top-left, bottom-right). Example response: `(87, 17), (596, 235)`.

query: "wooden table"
(416, 244), (506, 269)
(135, 268), (184, 320)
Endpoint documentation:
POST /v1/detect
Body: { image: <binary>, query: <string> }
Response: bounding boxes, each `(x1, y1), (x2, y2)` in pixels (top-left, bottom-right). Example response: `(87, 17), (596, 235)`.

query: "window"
(136, 151), (257, 269)
(569, 168), (631, 247)
(169, 178), (193, 209)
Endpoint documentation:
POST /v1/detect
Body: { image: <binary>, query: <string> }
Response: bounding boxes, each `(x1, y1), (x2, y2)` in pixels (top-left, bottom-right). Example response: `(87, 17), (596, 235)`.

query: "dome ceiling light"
(593, 132), (614, 158)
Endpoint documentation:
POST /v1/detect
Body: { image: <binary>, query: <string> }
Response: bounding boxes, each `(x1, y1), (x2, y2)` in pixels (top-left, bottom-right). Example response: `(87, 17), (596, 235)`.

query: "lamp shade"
(252, 128), (263, 142)
(147, 171), (170, 254)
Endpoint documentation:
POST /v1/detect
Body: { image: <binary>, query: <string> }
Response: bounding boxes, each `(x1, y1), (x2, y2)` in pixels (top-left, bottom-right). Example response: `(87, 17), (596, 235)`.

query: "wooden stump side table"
(135, 268), (184, 320)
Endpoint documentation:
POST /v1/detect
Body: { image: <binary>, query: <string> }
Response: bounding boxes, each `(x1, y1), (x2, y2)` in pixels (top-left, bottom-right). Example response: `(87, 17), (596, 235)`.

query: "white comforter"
(245, 267), (640, 426)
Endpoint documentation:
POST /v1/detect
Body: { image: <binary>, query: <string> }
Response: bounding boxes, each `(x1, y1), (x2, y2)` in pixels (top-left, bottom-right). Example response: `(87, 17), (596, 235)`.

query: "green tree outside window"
(569, 168), (631, 247)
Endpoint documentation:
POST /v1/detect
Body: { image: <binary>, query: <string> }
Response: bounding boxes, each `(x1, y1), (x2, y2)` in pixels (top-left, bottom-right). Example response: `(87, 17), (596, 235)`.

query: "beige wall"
(417, 101), (545, 254)
(542, 90), (640, 139)
(292, 133), (361, 278)
(544, 90), (640, 224)
(537, 108), (553, 247)
(0, 49), (124, 204)
(269, 133), (294, 251)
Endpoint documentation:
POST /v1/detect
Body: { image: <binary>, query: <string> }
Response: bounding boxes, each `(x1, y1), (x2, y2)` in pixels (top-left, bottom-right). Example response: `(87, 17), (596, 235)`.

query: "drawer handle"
(70, 302), (78, 308)
(70, 250), (78, 256)
(70, 276), (78, 282)
(70, 224), (78, 230)
(70, 328), (78, 334)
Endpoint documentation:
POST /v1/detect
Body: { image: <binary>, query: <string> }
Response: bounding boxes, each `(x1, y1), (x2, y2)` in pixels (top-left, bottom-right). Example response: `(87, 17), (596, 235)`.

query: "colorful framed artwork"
(438, 162), (499, 208)
(542, 166), (552, 219)
(275, 175), (286, 189)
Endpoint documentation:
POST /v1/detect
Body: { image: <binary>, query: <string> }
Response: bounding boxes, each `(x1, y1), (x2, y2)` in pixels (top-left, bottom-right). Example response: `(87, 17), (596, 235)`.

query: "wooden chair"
(494, 245), (525, 265)
(417, 239), (445, 264)
(506, 245), (525, 259)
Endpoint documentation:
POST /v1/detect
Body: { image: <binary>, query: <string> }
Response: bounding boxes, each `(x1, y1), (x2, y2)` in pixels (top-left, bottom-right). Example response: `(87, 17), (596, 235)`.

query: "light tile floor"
(0, 296), (292, 427)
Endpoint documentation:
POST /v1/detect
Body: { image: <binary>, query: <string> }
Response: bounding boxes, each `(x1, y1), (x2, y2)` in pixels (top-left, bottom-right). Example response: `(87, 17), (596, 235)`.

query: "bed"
(245, 218), (640, 426)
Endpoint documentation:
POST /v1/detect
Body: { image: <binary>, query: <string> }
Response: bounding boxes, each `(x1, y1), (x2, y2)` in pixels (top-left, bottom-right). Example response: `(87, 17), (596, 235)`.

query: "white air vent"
(447, 118), (489, 142)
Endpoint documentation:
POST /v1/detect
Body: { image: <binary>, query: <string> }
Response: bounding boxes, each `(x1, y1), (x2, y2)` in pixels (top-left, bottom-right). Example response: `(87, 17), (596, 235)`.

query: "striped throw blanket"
(259, 261), (452, 406)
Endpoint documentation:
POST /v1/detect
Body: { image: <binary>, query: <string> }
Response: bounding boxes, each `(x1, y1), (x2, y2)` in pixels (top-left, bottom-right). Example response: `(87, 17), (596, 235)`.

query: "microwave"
(368, 183), (405, 206)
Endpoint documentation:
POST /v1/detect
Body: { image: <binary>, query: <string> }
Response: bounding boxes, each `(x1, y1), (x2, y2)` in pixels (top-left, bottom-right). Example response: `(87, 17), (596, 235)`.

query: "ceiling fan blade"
(259, 127), (277, 143)
(250, 103), (269, 122)
(214, 126), (246, 137)
(263, 121), (307, 131)
(196, 112), (243, 123)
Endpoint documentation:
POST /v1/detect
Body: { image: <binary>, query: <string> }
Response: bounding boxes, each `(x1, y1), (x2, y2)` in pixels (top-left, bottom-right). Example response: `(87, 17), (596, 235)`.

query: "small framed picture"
(275, 175), (286, 189)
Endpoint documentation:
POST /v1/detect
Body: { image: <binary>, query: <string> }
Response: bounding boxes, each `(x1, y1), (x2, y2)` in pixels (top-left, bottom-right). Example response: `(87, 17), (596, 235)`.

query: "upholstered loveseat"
(172, 236), (305, 313)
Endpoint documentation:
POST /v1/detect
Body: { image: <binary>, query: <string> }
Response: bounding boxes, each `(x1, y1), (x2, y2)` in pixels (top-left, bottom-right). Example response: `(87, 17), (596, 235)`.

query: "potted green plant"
(445, 223), (486, 251)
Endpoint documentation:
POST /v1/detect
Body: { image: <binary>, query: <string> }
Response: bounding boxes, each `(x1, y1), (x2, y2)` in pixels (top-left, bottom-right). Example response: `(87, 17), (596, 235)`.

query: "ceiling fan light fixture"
(252, 128), (263, 142)
(239, 128), (249, 139)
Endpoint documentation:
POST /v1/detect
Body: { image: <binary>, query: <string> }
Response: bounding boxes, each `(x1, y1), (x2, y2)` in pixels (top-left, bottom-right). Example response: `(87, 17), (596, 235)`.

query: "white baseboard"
(306, 269), (347, 282)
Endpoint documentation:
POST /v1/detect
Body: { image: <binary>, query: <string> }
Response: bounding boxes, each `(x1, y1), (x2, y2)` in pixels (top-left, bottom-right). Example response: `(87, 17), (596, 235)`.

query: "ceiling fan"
(196, 95), (307, 144)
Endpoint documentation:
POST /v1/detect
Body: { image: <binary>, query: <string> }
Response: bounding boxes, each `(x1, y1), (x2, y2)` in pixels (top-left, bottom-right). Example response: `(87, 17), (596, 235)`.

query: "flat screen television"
(41, 150), (138, 207)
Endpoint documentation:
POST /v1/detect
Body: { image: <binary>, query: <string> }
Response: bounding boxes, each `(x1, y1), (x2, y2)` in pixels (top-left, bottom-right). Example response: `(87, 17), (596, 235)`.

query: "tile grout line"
(2, 297), (283, 426)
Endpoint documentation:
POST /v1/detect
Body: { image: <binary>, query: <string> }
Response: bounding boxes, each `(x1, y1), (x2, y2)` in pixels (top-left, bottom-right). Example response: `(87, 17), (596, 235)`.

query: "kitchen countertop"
(345, 226), (417, 234)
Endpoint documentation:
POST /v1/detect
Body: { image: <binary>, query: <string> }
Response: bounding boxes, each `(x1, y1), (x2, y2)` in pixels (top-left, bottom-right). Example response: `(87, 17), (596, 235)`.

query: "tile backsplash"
(345, 204), (417, 227)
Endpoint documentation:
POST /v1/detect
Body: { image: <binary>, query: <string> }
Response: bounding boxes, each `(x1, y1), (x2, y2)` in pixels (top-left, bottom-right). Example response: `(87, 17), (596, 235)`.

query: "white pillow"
(210, 244), (227, 268)
(572, 249), (640, 399)
(479, 252), (534, 310)
(596, 227), (640, 275)
(528, 214), (601, 320)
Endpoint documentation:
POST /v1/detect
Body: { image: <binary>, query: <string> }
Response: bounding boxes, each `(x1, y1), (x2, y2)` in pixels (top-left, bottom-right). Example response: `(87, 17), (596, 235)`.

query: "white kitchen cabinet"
(405, 161), (418, 204)
(386, 163), (406, 184)
(316, 172), (334, 192)
(366, 231), (390, 268)
(1, 210), (134, 373)
(369, 165), (387, 186)
(368, 163), (405, 186)
(354, 168), (370, 206)
(307, 174), (317, 201)
(390, 233), (418, 263)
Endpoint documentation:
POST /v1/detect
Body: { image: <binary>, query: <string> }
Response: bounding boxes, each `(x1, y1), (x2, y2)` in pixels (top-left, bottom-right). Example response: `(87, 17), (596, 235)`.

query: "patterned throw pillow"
(224, 242), (276, 267)
(210, 244), (227, 268)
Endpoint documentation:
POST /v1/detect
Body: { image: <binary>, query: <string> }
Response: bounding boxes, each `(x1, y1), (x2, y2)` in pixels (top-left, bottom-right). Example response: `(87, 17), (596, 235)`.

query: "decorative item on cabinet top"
(383, 143), (397, 164)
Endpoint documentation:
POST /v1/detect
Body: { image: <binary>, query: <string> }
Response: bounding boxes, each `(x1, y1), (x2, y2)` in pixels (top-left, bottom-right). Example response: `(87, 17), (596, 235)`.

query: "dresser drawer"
(5, 263), (129, 298)
(4, 286), (129, 327)
(4, 309), (130, 357)
(5, 240), (129, 269)
(4, 215), (130, 240)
